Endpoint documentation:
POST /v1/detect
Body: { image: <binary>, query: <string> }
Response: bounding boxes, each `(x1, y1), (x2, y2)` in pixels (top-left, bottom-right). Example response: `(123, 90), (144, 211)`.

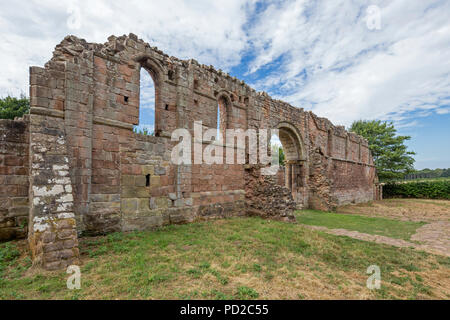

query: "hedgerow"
(383, 180), (450, 199)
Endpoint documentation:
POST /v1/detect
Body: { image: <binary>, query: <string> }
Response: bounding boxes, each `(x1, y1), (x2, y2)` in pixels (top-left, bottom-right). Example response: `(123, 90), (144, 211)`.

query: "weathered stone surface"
(0, 33), (379, 270)
(245, 166), (297, 222)
(0, 118), (29, 241)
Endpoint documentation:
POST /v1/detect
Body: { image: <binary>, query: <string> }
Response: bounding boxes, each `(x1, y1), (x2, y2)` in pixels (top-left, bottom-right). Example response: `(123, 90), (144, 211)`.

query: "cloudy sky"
(0, 0), (449, 169)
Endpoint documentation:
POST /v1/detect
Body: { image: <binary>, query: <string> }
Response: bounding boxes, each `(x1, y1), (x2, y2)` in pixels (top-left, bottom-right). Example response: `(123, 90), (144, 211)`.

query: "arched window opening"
(216, 103), (221, 140)
(134, 68), (155, 136)
(217, 97), (227, 141)
(270, 133), (285, 166)
(270, 133), (285, 187)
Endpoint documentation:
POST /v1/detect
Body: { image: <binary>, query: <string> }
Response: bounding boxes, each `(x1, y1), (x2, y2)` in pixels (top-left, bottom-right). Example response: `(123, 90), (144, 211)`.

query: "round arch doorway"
(271, 122), (307, 207)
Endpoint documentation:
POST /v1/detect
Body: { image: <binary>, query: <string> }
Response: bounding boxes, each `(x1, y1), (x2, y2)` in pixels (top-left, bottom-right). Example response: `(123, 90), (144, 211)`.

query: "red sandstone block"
(4, 156), (23, 167)
(0, 185), (17, 195)
(0, 167), (11, 175)
(160, 175), (169, 186)
(94, 56), (106, 69)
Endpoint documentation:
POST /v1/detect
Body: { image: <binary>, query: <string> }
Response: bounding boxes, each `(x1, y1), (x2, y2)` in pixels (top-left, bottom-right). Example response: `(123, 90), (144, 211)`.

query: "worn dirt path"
(303, 224), (450, 257)
(323, 199), (450, 257)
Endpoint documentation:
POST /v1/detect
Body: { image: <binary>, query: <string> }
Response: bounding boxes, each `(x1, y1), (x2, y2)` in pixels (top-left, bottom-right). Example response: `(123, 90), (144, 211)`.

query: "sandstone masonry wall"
(0, 117), (29, 241)
(19, 33), (378, 269)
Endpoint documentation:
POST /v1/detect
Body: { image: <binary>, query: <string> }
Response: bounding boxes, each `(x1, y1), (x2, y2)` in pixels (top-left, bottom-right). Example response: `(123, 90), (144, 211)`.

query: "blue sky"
(0, 0), (449, 169)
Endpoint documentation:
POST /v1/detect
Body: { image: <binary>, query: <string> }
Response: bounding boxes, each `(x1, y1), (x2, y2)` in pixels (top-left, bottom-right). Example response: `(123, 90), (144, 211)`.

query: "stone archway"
(275, 122), (307, 207)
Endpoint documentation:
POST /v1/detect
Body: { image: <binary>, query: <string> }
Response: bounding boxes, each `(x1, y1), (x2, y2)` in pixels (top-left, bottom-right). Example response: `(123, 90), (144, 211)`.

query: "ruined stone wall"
(0, 117), (29, 241)
(306, 113), (376, 210)
(245, 166), (296, 222)
(276, 166), (285, 187)
(23, 33), (378, 268)
(28, 64), (79, 270)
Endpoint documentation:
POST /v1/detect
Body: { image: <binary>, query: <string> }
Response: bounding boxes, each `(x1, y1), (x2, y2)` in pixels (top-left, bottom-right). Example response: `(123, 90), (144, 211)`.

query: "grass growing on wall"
(383, 180), (450, 200)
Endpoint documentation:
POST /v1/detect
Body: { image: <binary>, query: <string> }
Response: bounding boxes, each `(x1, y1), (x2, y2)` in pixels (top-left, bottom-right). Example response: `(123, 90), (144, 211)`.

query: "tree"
(0, 95), (30, 119)
(350, 120), (415, 181)
(441, 168), (450, 178)
(270, 144), (285, 166)
(278, 147), (285, 166)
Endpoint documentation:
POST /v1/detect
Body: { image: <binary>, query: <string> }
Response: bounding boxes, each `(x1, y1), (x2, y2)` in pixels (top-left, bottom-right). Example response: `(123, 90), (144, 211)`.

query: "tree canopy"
(350, 120), (415, 181)
(0, 95), (30, 120)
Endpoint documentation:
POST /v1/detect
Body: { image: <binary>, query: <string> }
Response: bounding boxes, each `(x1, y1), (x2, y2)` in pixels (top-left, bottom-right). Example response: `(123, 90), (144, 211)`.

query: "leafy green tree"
(278, 147), (285, 166)
(271, 144), (285, 166)
(441, 168), (450, 177)
(350, 120), (415, 181)
(0, 95), (29, 119)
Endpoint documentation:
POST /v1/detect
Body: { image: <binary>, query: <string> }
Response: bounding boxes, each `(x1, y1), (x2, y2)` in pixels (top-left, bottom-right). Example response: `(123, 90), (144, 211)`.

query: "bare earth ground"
(336, 199), (450, 257)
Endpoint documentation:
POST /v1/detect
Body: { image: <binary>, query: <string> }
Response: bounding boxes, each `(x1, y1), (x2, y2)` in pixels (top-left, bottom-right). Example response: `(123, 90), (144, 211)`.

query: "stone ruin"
(0, 34), (380, 269)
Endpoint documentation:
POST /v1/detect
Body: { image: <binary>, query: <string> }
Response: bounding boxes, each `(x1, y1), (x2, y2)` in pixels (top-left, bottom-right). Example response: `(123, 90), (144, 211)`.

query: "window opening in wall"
(168, 70), (174, 81)
(270, 133), (285, 166)
(217, 97), (227, 142)
(217, 103), (221, 141)
(146, 174), (150, 187)
(134, 68), (155, 136)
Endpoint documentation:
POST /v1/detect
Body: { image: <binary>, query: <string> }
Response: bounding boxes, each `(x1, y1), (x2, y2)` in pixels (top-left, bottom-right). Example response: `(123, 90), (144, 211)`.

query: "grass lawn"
(1, 217), (449, 300)
(296, 210), (426, 241)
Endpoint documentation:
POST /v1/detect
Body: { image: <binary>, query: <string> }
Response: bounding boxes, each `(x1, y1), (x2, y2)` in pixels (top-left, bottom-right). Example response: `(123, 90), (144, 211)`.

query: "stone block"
(122, 198), (137, 214)
(168, 193), (177, 200)
(154, 166), (166, 175)
(150, 176), (160, 187)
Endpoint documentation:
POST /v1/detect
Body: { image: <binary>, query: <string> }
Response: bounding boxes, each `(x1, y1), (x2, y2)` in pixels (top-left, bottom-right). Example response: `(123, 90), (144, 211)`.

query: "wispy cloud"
(0, 0), (449, 133)
(245, 0), (450, 127)
(140, 71), (155, 110)
(0, 0), (253, 96)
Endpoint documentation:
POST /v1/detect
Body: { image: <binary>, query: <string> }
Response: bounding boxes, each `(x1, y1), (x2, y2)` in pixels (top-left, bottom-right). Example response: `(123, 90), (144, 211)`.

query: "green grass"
(1, 217), (448, 300)
(296, 210), (426, 241)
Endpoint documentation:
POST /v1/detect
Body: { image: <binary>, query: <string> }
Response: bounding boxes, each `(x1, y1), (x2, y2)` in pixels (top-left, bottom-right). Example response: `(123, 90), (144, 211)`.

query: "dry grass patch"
(337, 199), (450, 222)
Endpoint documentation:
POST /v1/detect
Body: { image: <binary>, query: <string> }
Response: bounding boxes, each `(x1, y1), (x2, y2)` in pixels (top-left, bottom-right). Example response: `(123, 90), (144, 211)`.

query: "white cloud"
(1, 0), (448, 134)
(0, 0), (253, 96)
(140, 70), (155, 110)
(246, 0), (450, 127)
(436, 108), (450, 115)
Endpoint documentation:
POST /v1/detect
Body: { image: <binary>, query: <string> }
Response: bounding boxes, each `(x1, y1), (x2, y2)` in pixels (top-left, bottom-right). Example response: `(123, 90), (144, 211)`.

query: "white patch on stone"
(53, 164), (69, 171)
(57, 212), (75, 219)
(48, 177), (71, 185)
(33, 153), (44, 162)
(33, 196), (42, 206)
(32, 184), (65, 197)
(57, 203), (72, 212)
(58, 170), (69, 177)
(56, 193), (74, 203)
(33, 216), (50, 232)
(65, 184), (73, 193)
